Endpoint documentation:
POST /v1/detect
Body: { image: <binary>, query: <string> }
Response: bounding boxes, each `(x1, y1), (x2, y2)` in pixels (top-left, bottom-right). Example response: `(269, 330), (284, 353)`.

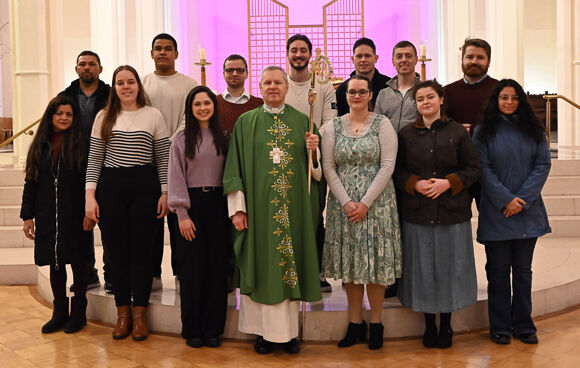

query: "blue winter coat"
(473, 115), (551, 242)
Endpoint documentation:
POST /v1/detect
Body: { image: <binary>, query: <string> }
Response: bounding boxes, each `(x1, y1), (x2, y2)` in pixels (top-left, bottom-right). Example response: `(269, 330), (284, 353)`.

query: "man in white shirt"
(285, 34), (337, 293)
(143, 33), (199, 291)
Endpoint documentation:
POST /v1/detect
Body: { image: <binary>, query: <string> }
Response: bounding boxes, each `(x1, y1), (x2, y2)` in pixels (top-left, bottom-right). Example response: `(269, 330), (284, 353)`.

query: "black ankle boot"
(42, 298), (69, 333)
(423, 328), (438, 348)
(438, 328), (453, 349)
(64, 296), (87, 333)
(368, 322), (384, 350)
(338, 321), (367, 347)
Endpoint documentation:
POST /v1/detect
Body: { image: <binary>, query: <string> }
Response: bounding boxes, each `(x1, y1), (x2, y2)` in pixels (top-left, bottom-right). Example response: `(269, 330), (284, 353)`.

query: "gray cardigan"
(374, 76), (420, 133)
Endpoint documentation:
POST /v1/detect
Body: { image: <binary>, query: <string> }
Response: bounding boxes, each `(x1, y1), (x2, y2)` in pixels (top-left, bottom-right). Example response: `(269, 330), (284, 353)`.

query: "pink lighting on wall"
(171, 0), (440, 95)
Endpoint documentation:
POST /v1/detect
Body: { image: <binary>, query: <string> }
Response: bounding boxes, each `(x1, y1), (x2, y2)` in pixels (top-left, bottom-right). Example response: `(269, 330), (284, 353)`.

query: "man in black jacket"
(335, 37), (390, 116)
(60, 50), (111, 292)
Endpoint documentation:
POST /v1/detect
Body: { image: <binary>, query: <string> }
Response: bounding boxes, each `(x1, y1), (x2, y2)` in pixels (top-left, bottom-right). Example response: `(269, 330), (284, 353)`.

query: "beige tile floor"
(0, 285), (579, 367)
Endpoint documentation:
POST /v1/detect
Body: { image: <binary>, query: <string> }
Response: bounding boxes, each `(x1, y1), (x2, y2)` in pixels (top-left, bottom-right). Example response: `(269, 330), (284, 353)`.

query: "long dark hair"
(183, 86), (227, 159)
(101, 65), (150, 142)
(25, 95), (86, 181)
(478, 79), (544, 143)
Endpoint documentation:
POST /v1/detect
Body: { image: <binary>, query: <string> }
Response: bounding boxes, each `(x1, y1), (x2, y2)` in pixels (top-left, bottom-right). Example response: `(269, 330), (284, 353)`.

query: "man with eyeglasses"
(143, 33), (199, 292)
(444, 38), (498, 136)
(375, 41), (421, 133)
(217, 54), (263, 133)
(336, 37), (391, 116)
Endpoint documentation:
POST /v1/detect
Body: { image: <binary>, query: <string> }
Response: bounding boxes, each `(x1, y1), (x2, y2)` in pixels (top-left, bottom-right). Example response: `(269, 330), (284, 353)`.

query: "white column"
(556, 0), (580, 147)
(441, 0), (471, 83)
(90, 0), (163, 82)
(9, 0), (52, 167)
(485, 0), (525, 83)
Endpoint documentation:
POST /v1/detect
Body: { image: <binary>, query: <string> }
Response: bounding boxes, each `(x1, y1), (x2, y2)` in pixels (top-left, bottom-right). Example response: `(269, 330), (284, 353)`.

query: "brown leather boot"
(132, 306), (149, 341)
(112, 305), (132, 340)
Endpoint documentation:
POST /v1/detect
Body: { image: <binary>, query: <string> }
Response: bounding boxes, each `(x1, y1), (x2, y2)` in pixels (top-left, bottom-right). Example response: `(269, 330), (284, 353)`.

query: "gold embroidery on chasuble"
(267, 112), (297, 288)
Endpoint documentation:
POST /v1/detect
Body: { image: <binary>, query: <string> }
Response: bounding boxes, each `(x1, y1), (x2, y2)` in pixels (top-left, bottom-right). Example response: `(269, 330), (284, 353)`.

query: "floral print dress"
(322, 114), (402, 285)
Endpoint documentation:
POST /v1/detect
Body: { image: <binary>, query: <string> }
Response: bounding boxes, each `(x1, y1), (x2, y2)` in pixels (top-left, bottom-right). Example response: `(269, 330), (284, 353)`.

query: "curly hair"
(477, 79), (544, 143)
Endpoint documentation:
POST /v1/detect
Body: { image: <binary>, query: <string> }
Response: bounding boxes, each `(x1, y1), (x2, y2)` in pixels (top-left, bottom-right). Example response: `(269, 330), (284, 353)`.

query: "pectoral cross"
(270, 147), (283, 164)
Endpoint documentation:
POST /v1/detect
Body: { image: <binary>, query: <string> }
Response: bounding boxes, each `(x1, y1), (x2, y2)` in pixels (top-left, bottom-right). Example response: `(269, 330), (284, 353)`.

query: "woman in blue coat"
(473, 79), (551, 345)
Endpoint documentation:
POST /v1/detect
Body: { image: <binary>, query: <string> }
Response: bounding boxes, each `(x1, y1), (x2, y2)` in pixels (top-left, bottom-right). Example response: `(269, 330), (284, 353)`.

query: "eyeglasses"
(499, 95), (519, 102)
(224, 68), (246, 74)
(346, 89), (370, 97)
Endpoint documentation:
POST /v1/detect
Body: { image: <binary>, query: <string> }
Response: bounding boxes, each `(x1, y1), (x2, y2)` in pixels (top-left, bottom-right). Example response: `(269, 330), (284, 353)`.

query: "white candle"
(420, 44), (427, 58)
(199, 48), (206, 61)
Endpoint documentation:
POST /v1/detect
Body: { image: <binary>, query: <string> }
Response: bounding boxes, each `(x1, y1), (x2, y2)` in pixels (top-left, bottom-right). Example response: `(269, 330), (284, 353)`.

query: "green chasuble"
(223, 104), (323, 305)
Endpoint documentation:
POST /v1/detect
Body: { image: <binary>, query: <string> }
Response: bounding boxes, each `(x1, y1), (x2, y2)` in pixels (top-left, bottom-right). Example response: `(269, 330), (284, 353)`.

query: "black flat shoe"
(186, 337), (203, 348)
(204, 336), (221, 348)
(438, 328), (453, 349)
(517, 333), (538, 344)
(338, 321), (367, 348)
(423, 328), (438, 348)
(284, 338), (300, 354)
(490, 333), (511, 345)
(254, 336), (273, 354)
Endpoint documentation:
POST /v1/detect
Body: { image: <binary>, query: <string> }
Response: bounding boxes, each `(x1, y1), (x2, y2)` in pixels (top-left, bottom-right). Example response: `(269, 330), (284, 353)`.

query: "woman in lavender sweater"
(168, 86), (230, 348)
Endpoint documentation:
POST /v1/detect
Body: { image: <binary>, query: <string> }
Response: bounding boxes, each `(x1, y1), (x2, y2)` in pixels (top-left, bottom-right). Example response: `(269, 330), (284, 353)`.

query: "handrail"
(0, 118), (41, 149)
(543, 94), (580, 147)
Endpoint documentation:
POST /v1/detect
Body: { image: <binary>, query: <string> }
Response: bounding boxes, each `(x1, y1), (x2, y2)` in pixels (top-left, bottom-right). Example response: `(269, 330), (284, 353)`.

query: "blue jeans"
(484, 238), (537, 336)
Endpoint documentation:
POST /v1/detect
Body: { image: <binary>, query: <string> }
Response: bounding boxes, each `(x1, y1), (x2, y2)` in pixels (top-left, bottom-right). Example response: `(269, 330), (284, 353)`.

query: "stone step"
(550, 159), (580, 176)
(0, 248), (36, 284)
(0, 167), (24, 186)
(0, 186), (23, 206)
(542, 176), (580, 195)
(0, 205), (21, 225)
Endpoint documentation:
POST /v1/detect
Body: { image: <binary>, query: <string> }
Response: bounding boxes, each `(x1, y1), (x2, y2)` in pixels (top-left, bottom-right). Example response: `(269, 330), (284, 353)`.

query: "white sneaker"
(152, 276), (163, 291)
(175, 276), (180, 294)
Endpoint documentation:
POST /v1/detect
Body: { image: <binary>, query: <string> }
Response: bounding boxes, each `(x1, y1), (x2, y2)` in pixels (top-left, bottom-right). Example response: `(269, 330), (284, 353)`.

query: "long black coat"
(394, 117), (481, 225)
(20, 142), (91, 267)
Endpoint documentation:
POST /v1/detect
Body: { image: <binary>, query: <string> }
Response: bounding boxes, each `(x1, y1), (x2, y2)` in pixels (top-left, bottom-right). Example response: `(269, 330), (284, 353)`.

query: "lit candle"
(420, 44), (427, 58)
(199, 48), (206, 61)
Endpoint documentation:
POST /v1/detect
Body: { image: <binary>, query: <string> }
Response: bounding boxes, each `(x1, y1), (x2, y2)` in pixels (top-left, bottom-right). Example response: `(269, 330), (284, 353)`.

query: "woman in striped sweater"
(85, 65), (170, 341)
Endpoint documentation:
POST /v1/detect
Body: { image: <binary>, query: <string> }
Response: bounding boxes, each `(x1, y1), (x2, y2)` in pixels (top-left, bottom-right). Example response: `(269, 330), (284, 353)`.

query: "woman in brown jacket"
(395, 80), (480, 349)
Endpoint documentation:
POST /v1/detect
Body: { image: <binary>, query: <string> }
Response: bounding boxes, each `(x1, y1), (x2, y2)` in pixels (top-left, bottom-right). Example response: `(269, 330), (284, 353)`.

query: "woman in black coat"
(21, 95), (95, 334)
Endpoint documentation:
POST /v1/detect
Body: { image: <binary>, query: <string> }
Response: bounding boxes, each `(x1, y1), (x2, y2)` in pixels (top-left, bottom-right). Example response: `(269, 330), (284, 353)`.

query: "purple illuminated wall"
(170, 0), (440, 95)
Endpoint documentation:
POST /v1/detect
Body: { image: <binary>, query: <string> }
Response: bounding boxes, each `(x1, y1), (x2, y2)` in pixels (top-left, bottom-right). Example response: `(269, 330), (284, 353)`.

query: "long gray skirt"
(397, 220), (477, 313)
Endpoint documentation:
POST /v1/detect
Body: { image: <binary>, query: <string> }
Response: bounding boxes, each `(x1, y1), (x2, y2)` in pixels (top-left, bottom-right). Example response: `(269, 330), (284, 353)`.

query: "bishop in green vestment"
(223, 66), (322, 349)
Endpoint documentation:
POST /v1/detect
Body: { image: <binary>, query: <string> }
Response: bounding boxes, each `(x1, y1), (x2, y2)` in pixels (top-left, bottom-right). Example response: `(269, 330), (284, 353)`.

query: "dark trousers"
(98, 166), (159, 307)
(177, 188), (229, 339)
(50, 262), (88, 300)
(484, 238), (537, 336)
(86, 232), (112, 283)
(152, 212), (179, 277)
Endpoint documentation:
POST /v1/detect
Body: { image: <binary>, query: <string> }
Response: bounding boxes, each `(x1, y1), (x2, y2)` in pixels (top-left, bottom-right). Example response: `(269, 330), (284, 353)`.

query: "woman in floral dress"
(322, 75), (401, 350)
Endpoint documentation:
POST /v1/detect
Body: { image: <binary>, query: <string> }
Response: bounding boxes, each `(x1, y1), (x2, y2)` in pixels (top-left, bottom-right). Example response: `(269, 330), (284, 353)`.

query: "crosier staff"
(307, 48), (333, 194)
(301, 48), (333, 342)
